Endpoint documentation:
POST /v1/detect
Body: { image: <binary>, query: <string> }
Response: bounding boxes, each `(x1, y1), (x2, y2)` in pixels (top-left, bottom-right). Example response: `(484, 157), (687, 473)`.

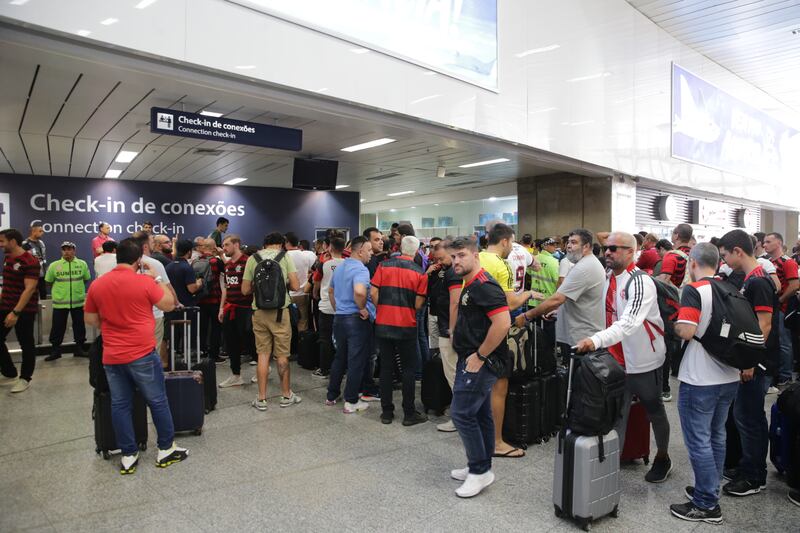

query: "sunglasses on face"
(602, 245), (632, 253)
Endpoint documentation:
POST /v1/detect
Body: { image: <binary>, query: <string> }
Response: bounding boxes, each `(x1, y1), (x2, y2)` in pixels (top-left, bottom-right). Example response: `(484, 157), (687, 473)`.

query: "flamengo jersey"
(507, 242), (533, 295)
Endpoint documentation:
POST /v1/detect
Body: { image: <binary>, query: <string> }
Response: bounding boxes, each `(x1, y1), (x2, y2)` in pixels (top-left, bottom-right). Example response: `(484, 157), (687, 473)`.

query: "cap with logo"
(60, 241), (76, 249)
(542, 238), (558, 246)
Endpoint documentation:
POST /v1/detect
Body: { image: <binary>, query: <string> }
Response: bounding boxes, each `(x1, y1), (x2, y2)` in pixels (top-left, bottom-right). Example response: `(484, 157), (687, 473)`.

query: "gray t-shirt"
(555, 254), (606, 346)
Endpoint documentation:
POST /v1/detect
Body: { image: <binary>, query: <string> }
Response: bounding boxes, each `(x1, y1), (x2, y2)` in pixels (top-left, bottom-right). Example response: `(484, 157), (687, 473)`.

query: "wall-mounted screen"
(232, 0), (498, 90)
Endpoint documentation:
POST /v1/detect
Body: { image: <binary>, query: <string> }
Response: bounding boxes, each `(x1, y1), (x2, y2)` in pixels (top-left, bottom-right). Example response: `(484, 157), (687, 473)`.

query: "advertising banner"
(671, 63), (800, 182)
(0, 174), (358, 272)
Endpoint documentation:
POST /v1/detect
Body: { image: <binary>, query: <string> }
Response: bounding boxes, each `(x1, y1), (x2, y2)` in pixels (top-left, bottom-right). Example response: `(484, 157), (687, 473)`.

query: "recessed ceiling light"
(224, 177), (247, 185)
(105, 169), (122, 178)
(76, 29), (92, 37)
(200, 110), (223, 117)
(529, 107), (557, 114)
(341, 138), (396, 152)
(458, 158), (510, 168)
(387, 190), (414, 197)
(350, 48), (370, 54)
(10, 0), (30, 5)
(335, 184), (350, 189)
(410, 94), (441, 105)
(115, 150), (138, 163)
(488, 197), (497, 201)
(410, 206), (416, 209)
(360, 198), (365, 203)
(434, 203), (439, 206)
(390, 208), (397, 212)
(100, 18), (119, 25)
(316, 87), (329, 93)
(567, 72), (611, 83)
(135, 0), (158, 8)
(235, 65), (256, 70)
(515, 44), (560, 58)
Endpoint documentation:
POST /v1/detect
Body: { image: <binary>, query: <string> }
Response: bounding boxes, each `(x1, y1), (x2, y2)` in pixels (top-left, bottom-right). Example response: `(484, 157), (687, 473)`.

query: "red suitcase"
(621, 400), (650, 464)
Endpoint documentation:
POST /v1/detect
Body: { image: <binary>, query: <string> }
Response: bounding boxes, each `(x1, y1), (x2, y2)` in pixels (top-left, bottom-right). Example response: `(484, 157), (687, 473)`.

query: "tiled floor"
(1, 354), (797, 532)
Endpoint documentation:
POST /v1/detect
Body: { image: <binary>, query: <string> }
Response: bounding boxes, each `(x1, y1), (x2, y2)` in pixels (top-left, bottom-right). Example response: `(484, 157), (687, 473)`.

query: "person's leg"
(208, 306), (222, 359)
(48, 307), (68, 355)
(318, 313), (334, 374)
(711, 382), (739, 483)
(378, 338), (395, 415)
(270, 309), (294, 398)
(0, 315), (18, 378)
(327, 316), (348, 402)
(450, 359), (496, 475)
(415, 308), (430, 377)
(661, 350), (672, 395)
(428, 313), (439, 353)
(15, 313), (36, 381)
(127, 350), (175, 451)
(37, 277), (47, 300)
(398, 337), (418, 416)
(343, 318), (369, 404)
(154, 317), (165, 365)
(103, 361), (138, 455)
(678, 382), (721, 510)
(252, 310), (275, 400)
(71, 307), (86, 347)
(477, 375), (497, 467)
(224, 314), (241, 376)
(439, 336), (457, 390)
(198, 305), (211, 355)
(778, 313), (793, 383)
(613, 380), (635, 452)
(732, 372), (769, 486)
(292, 295), (309, 332)
(491, 377), (514, 452)
(630, 369), (671, 456)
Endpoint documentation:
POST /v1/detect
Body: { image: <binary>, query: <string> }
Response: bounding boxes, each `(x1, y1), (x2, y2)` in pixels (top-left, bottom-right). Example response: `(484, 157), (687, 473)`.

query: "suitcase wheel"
(102, 450), (111, 460)
(138, 442), (147, 452)
(542, 435), (550, 443)
(643, 456), (650, 465)
(194, 428), (202, 436)
(611, 505), (619, 518)
(577, 518), (591, 531)
(554, 505), (563, 518)
(205, 409), (211, 415)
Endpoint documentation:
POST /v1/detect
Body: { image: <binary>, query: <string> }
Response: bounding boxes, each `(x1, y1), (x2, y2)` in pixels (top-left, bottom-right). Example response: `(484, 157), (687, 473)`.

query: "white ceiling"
(627, 0), (800, 112)
(0, 30), (610, 210)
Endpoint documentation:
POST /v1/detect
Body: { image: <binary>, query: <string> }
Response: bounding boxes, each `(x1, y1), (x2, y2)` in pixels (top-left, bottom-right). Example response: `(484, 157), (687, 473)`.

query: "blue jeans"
(104, 350), (175, 455)
(450, 358), (498, 475)
(328, 314), (372, 404)
(414, 307), (430, 378)
(732, 371), (771, 484)
(678, 381), (739, 510)
(778, 312), (793, 381)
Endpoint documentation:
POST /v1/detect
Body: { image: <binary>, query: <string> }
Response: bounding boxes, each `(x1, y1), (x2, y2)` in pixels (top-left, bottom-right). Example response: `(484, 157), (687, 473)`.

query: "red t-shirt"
(1, 251), (40, 313)
(660, 246), (691, 287)
(635, 247), (659, 274)
(85, 266), (164, 364)
(768, 255), (799, 313)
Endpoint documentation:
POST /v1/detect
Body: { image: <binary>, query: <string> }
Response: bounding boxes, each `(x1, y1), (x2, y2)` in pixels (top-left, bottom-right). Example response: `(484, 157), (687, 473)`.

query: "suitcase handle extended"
(559, 347), (608, 462)
(169, 309), (202, 370)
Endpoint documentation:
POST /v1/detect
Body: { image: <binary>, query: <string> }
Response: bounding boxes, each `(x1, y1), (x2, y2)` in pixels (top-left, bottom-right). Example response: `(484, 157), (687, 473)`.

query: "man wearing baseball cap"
(44, 242), (91, 361)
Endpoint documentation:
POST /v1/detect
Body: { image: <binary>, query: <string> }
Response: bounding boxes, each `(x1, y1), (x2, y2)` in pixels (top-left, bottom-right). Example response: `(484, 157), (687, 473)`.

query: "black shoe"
(45, 351), (61, 362)
(381, 412), (394, 425)
(684, 486), (694, 500)
(722, 478), (765, 497)
(402, 411), (428, 427)
(73, 345), (88, 358)
(645, 457), (673, 483)
(789, 489), (800, 507)
(722, 468), (738, 481)
(213, 356), (227, 364)
(670, 501), (722, 524)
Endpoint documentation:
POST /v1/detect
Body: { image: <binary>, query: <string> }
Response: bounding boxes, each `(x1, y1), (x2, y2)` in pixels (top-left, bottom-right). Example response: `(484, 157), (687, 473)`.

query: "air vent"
(448, 180), (482, 187)
(366, 172), (402, 181)
(193, 148), (225, 156)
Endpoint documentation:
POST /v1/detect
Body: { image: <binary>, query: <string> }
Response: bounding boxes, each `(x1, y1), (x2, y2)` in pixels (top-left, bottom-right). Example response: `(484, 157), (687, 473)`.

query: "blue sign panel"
(150, 107), (302, 151)
(671, 63), (800, 180)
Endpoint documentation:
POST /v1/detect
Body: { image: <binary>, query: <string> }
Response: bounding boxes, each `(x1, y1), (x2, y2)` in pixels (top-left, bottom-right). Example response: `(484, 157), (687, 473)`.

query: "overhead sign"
(671, 63), (800, 182)
(150, 107), (302, 151)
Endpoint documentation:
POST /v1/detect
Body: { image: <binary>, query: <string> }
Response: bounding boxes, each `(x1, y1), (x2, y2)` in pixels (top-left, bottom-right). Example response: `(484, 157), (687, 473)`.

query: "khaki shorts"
(252, 308), (292, 358)
(154, 316), (165, 347)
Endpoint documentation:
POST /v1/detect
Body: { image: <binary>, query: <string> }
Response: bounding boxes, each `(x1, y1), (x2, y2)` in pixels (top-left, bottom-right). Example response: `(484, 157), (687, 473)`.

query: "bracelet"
(475, 352), (488, 362)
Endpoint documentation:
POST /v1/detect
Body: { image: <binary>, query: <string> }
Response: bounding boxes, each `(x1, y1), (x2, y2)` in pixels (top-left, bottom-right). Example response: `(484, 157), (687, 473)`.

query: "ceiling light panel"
(341, 138), (396, 152)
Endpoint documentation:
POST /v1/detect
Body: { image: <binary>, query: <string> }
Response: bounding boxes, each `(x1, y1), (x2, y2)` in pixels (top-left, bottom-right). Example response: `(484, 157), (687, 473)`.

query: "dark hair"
(397, 224), (415, 237)
(98, 221), (110, 231)
(638, 231), (648, 238)
(116, 237), (143, 265)
(131, 231), (149, 248)
(330, 237), (346, 253)
(176, 239), (193, 257)
(216, 217), (229, 227)
(633, 233), (643, 247)
(285, 232), (300, 247)
(0, 228), (24, 246)
(719, 229), (754, 256)
(350, 235), (369, 252)
(142, 221), (153, 227)
(753, 232), (766, 245)
(382, 237), (392, 253)
(429, 236), (442, 244)
(709, 236), (720, 247)
(521, 234), (533, 245)
(299, 239), (311, 251)
(592, 243), (602, 257)
(263, 231), (285, 246)
(487, 222), (513, 245)
(447, 236), (479, 252)
(362, 227), (381, 238)
(391, 222), (399, 229)
(655, 239), (673, 251)
(244, 245), (260, 256)
(102, 241), (118, 253)
(30, 222), (43, 230)
(478, 235), (488, 249)
(673, 223), (693, 242)
(767, 232), (784, 244)
(568, 228), (593, 247)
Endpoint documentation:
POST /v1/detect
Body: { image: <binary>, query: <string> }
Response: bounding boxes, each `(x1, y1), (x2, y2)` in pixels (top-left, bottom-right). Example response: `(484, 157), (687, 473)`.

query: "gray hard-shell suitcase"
(553, 351), (621, 531)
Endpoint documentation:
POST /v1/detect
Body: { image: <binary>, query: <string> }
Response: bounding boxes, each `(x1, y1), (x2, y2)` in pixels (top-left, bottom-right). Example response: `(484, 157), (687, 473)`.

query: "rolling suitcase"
(297, 330), (320, 370)
(553, 351), (621, 531)
(93, 389), (148, 459)
(530, 318), (556, 377)
(620, 400), (650, 464)
(165, 312), (205, 435)
(421, 355), (452, 415)
(503, 376), (548, 445)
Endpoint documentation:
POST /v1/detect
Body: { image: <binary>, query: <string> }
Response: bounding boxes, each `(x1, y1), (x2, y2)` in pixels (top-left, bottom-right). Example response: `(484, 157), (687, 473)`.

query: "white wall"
(3, 0), (798, 207)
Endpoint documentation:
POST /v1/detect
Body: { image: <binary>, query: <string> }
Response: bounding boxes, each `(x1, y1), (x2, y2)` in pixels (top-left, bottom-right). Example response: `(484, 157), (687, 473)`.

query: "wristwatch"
(11, 310), (21, 317)
(475, 352), (488, 362)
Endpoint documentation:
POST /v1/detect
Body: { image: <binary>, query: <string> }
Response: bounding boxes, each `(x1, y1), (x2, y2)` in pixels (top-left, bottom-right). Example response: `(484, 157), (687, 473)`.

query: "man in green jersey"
(45, 242), (91, 360)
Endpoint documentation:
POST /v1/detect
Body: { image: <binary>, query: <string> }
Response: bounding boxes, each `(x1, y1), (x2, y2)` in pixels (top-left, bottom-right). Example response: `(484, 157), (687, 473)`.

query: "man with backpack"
(717, 229), (779, 498)
(657, 223), (693, 289)
(669, 242), (741, 524)
(576, 231), (673, 484)
(241, 232), (301, 411)
(195, 239), (225, 364)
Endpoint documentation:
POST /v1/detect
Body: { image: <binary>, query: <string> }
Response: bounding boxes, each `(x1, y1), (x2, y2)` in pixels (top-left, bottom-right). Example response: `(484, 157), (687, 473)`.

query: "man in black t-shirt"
(718, 230), (778, 498)
(447, 237), (510, 499)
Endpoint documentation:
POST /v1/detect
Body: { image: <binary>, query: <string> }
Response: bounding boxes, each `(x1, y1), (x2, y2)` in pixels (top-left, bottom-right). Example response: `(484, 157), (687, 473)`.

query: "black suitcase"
(297, 330), (320, 370)
(530, 319), (556, 377)
(165, 310), (205, 435)
(421, 355), (452, 415)
(94, 390), (148, 459)
(192, 357), (217, 413)
(503, 376), (549, 445)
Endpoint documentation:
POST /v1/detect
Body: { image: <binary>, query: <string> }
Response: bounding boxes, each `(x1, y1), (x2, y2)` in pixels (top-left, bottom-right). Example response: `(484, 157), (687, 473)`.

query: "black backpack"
(192, 257), (215, 300)
(253, 250), (289, 319)
(624, 269), (680, 348)
(692, 278), (766, 370)
(567, 349), (626, 437)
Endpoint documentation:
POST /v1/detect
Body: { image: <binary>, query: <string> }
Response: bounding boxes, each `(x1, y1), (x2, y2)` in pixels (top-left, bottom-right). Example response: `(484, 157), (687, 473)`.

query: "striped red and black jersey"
(660, 246), (691, 287)
(199, 256), (224, 306)
(1, 251), (40, 313)
(766, 254), (799, 312)
(372, 256), (427, 339)
(223, 254), (252, 306)
(452, 268), (510, 359)
(743, 265), (779, 351)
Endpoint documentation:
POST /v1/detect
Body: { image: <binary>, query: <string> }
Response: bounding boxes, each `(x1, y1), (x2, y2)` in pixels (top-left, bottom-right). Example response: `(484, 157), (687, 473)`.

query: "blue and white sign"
(232, 0), (498, 90)
(150, 107), (303, 151)
(671, 63), (800, 181)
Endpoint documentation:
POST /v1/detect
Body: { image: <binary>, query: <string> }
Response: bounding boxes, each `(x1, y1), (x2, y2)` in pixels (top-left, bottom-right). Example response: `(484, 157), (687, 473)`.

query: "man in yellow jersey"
(479, 222), (543, 458)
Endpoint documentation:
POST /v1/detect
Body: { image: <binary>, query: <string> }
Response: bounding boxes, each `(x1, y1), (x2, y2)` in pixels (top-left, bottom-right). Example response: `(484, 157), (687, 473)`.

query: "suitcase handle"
(170, 320), (191, 326)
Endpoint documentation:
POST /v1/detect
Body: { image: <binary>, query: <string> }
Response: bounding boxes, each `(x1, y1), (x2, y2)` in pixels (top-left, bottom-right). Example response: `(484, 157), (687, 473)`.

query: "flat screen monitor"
(292, 158), (338, 190)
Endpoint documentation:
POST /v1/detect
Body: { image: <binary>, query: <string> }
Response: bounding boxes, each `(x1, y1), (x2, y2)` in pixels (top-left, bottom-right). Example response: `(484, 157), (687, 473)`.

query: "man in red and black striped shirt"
(371, 235), (429, 426)
(658, 223), (693, 289)
(198, 238), (225, 364)
(0, 228), (40, 393)
(763, 232), (799, 385)
(217, 235), (254, 388)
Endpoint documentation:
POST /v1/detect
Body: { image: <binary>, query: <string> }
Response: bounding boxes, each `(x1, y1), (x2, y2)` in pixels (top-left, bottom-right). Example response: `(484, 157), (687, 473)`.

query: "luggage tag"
(720, 322), (731, 338)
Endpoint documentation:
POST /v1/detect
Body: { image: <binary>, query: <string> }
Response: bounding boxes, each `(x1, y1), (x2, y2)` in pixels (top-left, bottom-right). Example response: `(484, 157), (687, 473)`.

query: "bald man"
(576, 231), (673, 484)
(197, 238), (226, 363)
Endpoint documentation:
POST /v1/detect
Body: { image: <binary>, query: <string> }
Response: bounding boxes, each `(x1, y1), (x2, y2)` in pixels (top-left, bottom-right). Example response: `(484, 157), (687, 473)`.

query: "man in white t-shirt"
(94, 241), (118, 278)
(668, 242), (739, 524)
(285, 232), (317, 332)
(312, 237), (345, 378)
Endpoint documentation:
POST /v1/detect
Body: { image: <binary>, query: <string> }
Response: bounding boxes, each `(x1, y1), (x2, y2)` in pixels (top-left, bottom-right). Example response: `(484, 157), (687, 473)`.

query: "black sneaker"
(788, 489), (800, 507)
(74, 345), (88, 358)
(670, 501), (722, 524)
(155, 445), (189, 468)
(722, 468), (738, 481)
(381, 412), (394, 425)
(402, 411), (428, 427)
(213, 356), (227, 364)
(722, 478), (765, 497)
(645, 457), (673, 483)
(45, 351), (61, 362)
(684, 486), (694, 500)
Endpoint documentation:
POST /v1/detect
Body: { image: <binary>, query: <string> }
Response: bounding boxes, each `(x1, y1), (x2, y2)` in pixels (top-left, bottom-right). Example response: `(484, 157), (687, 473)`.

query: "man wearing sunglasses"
(575, 232), (673, 484)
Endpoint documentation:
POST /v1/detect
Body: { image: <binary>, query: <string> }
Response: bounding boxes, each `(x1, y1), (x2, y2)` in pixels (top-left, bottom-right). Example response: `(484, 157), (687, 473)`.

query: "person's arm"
(5, 275), (38, 328)
(287, 271), (300, 293)
(241, 256), (254, 296)
(769, 273), (781, 293)
(506, 289), (543, 311)
(313, 280), (321, 300)
(85, 312), (100, 327)
(518, 292), (567, 326)
(353, 282), (368, 319)
(780, 279), (799, 304)
(756, 311), (772, 342)
(673, 285), (701, 341)
(370, 286), (380, 306)
(328, 287), (336, 312)
(218, 277), (227, 323)
(465, 310), (512, 372)
(674, 321), (697, 340)
(285, 255), (300, 292)
(656, 252), (677, 283)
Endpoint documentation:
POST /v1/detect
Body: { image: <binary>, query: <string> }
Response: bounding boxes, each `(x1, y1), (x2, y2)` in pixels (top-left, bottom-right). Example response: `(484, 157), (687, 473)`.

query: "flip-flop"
(493, 447), (525, 458)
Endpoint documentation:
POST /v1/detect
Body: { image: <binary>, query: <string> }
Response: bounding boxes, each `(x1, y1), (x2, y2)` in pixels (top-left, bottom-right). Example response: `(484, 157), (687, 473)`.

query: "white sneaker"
(767, 386), (780, 395)
(279, 392), (302, 408)
(218, 375), (243, 388)
(10, 379), (30, 393)
(437, 420), (457, 432)
(455, 471), (495, 498)
(251, 375), (258, 383)
(451, 467), (469, 481)
(249, 360), (257, 366)
(343, 400), (369, 414)
(0, 376), (18, 386)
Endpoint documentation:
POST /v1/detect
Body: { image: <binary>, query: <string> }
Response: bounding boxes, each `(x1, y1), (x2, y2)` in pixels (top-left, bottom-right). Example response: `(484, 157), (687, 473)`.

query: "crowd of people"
(1, 215), (800, 523)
